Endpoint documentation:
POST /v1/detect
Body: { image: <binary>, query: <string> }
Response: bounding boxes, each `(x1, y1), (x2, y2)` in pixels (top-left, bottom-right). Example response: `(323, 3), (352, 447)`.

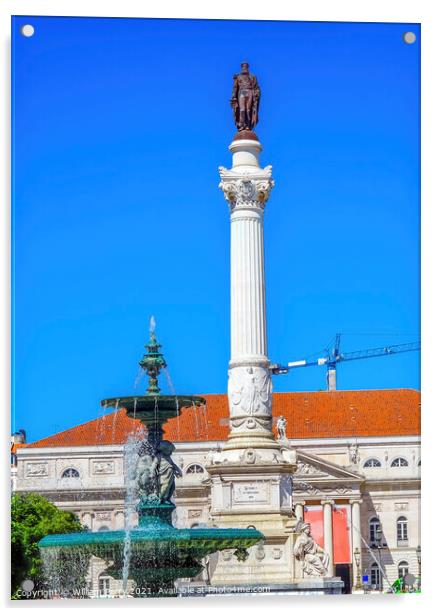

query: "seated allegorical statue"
(293, 519), (330, 577)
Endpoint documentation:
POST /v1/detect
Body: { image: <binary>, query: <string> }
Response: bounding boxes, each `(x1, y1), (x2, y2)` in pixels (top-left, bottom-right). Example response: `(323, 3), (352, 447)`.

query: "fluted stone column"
(322, 500), (335, 576)
(350, 499), (363, 588)
(219, 137), (276, 453)
(207, 134), (297, 588)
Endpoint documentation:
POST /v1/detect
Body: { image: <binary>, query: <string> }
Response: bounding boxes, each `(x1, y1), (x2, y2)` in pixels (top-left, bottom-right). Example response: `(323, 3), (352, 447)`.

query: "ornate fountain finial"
(139, 318), (167, 395)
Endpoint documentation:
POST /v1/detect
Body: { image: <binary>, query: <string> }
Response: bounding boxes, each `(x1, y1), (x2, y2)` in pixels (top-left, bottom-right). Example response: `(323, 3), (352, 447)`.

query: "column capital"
(294, 500), (307, 506)
(349, 498), (363, 505)
(219, 165), (274, 212)
(321, 499), (335, 506)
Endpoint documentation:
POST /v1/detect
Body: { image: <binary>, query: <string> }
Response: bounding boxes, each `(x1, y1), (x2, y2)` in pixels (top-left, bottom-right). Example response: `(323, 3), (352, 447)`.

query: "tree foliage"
(11, 492), (83, 597)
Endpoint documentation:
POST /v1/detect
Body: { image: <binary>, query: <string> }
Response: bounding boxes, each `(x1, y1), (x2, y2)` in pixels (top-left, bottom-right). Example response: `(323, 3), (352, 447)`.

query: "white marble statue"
(276, 415), (287, 440)
(348, 442), (359, 464)
(293, 519), (330, 577)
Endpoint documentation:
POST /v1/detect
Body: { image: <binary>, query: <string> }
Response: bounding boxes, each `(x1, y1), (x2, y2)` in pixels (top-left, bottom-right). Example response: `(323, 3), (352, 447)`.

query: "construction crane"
(270, 334), (420, 391)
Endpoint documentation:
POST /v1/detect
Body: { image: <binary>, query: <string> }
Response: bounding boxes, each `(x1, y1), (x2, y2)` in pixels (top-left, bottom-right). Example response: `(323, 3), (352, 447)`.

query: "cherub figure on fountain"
(152, 441), (182, 503)
(136, 440), (182, 504)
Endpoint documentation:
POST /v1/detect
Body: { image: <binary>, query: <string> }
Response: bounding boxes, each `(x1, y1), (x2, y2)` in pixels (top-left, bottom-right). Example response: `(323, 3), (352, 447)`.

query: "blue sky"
(12, 17), (420, 442)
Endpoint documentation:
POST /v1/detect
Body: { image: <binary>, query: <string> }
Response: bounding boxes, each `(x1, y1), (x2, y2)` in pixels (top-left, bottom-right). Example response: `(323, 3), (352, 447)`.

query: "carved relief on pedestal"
(238, 448), (261, 465)
(227, 366), (272, 434)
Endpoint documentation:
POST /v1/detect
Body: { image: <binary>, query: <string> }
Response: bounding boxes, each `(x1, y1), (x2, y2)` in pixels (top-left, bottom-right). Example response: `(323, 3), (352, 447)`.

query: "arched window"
(61, 467), (80, 478)
(363, 458), (381, 468)
(398, 560), (409, 580)
(186, 464), (204, 474)
(370, 563), (381, 589)
(98, 526), (110, 532)
(391, 457), (408, 467)
(369, 517), (381, 543)
(397, 516), (408, 543)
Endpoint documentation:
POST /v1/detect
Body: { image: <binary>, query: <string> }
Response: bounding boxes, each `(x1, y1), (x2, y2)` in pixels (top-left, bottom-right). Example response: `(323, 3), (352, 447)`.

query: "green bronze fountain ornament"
(39, 326), (263, 597)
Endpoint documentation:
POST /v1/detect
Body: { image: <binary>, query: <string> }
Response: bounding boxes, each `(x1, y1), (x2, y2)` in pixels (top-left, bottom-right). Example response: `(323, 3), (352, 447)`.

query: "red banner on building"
(304, 505), (351, 564)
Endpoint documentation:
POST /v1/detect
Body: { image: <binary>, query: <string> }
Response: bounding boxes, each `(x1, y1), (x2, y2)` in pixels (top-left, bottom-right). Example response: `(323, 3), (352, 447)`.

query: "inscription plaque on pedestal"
(233, 482), (269, 504)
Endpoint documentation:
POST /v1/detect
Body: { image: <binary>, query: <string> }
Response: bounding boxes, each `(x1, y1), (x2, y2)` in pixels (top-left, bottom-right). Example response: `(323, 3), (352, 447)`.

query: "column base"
(222, 430), (280, 452)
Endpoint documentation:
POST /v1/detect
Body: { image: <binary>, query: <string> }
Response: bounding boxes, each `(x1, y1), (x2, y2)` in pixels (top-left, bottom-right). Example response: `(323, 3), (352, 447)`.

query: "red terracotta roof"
(25, 389), (420, 449)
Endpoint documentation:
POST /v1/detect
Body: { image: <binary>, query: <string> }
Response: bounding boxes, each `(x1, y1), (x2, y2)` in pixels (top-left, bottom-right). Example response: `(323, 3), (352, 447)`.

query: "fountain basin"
(39, 518), (263, 594)
(39, 526), (262, 554)
(102, 395), (206, 424)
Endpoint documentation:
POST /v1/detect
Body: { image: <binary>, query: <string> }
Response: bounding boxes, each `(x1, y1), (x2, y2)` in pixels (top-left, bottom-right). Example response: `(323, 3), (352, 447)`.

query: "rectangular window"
(98, 577), (110, 597)
(397, 524), (408, 541)
(371, 567), (381, 589)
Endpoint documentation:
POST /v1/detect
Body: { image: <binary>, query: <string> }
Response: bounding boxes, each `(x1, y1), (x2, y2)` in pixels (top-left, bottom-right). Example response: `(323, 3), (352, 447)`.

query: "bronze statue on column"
(231, 62), (260, 132)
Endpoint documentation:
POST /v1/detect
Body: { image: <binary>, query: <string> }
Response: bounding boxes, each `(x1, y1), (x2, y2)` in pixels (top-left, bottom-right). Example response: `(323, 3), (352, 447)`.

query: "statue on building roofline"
(276, 415), (287, 441)
(293, 518), (330, 577)
(231, 62), (261, 132)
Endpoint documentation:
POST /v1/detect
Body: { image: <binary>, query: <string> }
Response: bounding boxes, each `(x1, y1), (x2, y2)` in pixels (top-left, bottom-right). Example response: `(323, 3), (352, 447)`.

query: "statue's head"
(295, 519), (311, 535)
(158, 440), (175, 456)
(241, 62), (250, 74)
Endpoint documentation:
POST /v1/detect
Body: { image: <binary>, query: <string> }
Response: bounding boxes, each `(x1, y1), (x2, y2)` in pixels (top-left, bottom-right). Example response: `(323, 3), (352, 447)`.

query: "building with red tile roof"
(15, 388), (421, 594)
(26, 389), (420, 449)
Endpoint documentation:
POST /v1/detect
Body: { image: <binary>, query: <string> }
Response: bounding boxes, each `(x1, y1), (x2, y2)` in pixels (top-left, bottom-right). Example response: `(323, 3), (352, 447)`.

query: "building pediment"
(294, 450), (364, 482)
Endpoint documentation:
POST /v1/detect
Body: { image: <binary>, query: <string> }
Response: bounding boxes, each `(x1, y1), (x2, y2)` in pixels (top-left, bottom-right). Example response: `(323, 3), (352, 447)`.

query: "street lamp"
(354, 547), (362, 590)
(375, 526), (383, 592)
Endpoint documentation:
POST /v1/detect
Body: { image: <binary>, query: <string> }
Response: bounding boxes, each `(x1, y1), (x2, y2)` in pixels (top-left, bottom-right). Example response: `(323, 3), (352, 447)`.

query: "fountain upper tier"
(101, 395), (206, 424)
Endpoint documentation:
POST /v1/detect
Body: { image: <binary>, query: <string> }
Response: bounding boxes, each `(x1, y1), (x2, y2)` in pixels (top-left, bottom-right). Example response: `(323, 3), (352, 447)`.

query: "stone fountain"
(39, 328), (263, 597)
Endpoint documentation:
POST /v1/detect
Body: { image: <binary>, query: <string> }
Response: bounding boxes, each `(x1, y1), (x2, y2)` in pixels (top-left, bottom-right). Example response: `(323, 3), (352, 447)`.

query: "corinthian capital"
(219, 166), (274, 211)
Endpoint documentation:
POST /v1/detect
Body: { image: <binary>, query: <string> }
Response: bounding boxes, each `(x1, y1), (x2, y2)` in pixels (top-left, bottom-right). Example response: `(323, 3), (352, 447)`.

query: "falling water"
(192, 402), (200, 439)
(164, 366), (180, 440)
(111, 399), (120, 444)
(97, 402), (108, 445)
(41, 546), (91, 598)
(134, 366), (145, 390)
(121, 432), (142, 597)
(201, 402), (209, 440)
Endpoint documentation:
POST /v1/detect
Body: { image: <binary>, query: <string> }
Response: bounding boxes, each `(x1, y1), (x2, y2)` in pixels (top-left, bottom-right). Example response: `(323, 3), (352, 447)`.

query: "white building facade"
(13, 388), (421, 594)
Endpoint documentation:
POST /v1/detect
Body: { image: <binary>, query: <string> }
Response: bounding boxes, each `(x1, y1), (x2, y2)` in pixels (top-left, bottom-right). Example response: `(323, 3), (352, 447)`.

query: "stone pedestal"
(207, 133), (297, 586)
(207, 449), (297, 585)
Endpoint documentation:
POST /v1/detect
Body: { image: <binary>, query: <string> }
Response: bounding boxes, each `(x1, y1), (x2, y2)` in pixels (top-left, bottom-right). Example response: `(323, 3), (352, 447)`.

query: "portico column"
(294, 501), (306, 520)
(322, 499), (335, 576)
(350, 499), (363, 589)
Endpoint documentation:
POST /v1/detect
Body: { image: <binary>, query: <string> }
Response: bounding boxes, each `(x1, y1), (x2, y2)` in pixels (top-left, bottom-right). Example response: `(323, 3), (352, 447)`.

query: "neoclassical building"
(13, 388), (420, 594)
